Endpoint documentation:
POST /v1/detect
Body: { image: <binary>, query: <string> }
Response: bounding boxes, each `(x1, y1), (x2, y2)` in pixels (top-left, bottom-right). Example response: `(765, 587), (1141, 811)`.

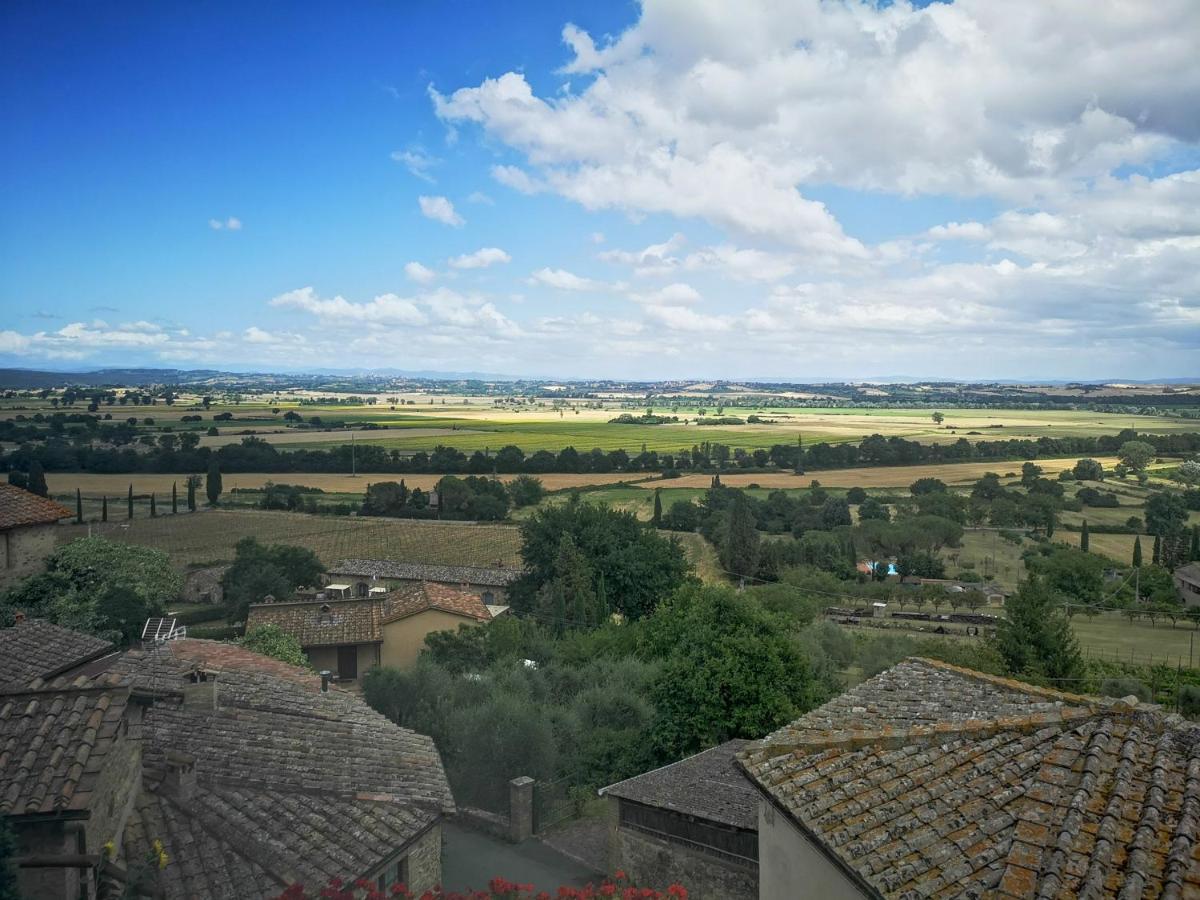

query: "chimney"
(181, 668), (218, 710)
(162, 751), (197, 801)
(320, 670), (333, 693)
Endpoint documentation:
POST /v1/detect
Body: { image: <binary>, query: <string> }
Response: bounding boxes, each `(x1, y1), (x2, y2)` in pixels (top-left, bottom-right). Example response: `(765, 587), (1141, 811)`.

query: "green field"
(55, 508), (525, 571)
(6, 387), (1198, 457)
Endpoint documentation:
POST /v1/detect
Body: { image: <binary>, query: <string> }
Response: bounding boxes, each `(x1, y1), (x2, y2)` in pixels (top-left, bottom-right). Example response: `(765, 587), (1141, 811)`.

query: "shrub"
(1099, 677), (1151, 702)
(1180, 684), (1200, 718)
(240, 624), (309, 668)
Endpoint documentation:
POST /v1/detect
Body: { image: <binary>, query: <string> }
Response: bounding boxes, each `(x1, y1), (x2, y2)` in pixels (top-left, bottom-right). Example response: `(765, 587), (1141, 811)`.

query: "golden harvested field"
(55, 508), (524, 570)
(640, 457), (1124, 489)
(46, 471), (646, 497)
(197, 426), (477, 448)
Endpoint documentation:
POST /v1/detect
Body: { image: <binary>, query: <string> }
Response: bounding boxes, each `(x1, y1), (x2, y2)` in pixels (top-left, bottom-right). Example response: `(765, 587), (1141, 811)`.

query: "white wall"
(757, 799), (866, 900)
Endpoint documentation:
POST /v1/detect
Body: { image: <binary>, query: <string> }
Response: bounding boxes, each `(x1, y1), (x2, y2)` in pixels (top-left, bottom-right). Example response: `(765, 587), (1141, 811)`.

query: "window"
(482, 591), (495, 604)
(378, 856), (408, 890)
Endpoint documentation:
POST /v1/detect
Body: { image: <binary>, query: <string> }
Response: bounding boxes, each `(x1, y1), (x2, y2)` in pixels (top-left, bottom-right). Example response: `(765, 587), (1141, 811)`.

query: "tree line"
(5, 427), (1199, 478)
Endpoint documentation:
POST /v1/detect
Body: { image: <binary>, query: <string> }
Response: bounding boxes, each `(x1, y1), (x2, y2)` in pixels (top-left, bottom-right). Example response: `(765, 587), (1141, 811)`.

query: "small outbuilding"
(0, 483), (72, 589)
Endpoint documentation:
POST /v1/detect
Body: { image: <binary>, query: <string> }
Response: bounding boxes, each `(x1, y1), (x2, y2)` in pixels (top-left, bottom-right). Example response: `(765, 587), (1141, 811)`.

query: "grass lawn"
(842, 609), (1200, 671)
(942, 529), (1028, 591)
(1071, 613), (1200, 669)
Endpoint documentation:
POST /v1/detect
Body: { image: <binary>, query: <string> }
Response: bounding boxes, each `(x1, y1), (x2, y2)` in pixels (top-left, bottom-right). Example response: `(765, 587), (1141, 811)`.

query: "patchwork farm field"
(45, 471), (646, 498)
(55, 508), (525, 570)
(51, 505), (724, 584)
(201, 405), (1199, 454)
(8, 388), (1196, 457)
(638, 457), (1125, 489)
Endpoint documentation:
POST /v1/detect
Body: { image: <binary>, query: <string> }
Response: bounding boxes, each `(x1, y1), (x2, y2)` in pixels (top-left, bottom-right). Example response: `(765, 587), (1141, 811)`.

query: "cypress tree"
(1080, 520), (1089, 552)
(76, 488), (83, 524)
(27, 460), (48, 497)
(127, 484), (134, 520)
(1152, 534), (1161, 566)
(206, 461), (223, 506)
(187, 478), (196, 512)
(652, 488), (662, 526)
(594, 573), (609, 626)
(553, 586), (566, 636)
(172, 481), (178, 514)
(1132, 535), (1142, 567)
(150, 492), (157, 517)
(720, 493), (760, 579)
(1191, 525), (1199, 562)
(795, 434), (805, 475)
(101, 496), (108, 522)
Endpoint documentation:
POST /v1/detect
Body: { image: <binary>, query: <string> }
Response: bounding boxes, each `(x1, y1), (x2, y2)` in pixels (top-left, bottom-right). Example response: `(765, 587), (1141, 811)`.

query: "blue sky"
(2, 1), (1198, 379)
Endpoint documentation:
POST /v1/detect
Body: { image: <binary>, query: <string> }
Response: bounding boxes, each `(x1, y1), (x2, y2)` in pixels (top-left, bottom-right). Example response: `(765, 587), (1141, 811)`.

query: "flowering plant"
(273, 872), (687, 900)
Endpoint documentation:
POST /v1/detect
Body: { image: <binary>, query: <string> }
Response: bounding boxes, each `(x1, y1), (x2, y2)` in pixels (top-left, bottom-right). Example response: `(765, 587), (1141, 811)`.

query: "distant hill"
(0, 367), (236, 389)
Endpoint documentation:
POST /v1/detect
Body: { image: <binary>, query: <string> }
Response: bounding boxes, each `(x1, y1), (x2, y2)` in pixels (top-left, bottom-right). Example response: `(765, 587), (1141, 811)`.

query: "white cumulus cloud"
(418, 195), (464, 226)
(449, 247), (512, 269)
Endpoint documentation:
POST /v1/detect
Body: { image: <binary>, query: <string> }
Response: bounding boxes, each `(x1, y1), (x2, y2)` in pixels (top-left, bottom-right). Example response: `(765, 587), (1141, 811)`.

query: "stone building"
(1175, 562), (1200, 607)
(0, 621), (455, 898)
(247, 580), (507, 677)
(326, 557), (521, 606)
(739, 657), (1200, 899)
(0, 620), (142, 900)
(600, 739), (758, 900)
(0, 482), (72, 589)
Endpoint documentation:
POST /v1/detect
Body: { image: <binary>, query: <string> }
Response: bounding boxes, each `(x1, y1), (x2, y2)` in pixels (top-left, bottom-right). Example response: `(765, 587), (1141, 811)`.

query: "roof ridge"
(907, 656), (1099, 706)
(600, 738), (748, 797)
(741, 704), (1115, 764)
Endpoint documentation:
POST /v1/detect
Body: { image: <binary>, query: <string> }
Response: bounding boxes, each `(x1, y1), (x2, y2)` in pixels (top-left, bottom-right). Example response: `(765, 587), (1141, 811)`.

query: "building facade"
(248, 580), (504, 678)
(739, 658), (1200, 899)
(0, 483), (72, 589)
(600, 740), (758, 900)
(1, 621), (456, 899)
(326, 557), (521, 606)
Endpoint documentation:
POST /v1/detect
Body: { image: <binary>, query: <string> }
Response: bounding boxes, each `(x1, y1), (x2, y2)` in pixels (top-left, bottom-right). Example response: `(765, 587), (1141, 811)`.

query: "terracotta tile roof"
(381, 581), (494, 624)
(601, 739), (756, 830)
(0, 671), (130, 816)
(738, 658), (1200, 899)
(0, 482), (72, 530)
(329, 557), (520, 587)
(114, 639), (454, 897)
(246, 597), (385, 647)
(0, 619), (116, 685)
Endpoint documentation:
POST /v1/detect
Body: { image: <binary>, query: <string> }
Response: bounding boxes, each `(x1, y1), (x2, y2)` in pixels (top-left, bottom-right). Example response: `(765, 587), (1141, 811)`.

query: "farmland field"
(45, 471), (650, 498)
(55, 509), (524, 570)
(636, 456), (1126, 489)
(7, 388), (1197, 456)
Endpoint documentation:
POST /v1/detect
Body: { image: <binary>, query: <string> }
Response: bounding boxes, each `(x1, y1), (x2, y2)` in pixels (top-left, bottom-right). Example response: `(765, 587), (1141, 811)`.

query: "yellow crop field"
(640, 456), (1124, 489)
(46, 471), (646, 497)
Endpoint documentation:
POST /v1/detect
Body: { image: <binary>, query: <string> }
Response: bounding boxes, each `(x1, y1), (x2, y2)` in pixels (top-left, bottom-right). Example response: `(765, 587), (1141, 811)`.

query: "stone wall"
(406, 824), (442, 895)
(0, 523), (59, 589)
(83, 720), (143, 860)
(606, 799), (757, 900)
